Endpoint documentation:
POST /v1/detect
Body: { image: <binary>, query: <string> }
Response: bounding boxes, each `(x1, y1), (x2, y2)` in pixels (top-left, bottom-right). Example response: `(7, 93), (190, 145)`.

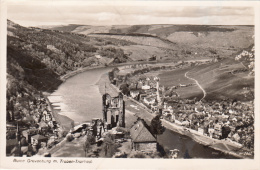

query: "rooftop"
(130, 120), (156, 143)
(31, 134), (48, 140)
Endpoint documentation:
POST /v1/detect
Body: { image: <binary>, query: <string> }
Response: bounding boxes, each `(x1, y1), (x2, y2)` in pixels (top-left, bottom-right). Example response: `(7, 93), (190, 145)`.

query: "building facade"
(130, 119), (157, 152)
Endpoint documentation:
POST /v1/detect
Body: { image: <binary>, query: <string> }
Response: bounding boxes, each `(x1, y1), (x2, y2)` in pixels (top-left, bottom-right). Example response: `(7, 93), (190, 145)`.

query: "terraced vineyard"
(188, 59), (254, 101)
(88, 34), (176, 49)
(158, 58), (254, 101)
(159, 68), (203, 99)
(120, 45), (169, 61)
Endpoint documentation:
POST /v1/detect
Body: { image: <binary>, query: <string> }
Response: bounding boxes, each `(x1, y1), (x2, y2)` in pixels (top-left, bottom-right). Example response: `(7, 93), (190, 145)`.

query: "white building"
(142, 85), (151, 90)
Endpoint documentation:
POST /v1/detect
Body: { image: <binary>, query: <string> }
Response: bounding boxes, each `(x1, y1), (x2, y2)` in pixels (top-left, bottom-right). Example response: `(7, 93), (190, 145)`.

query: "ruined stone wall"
(134, 142), (157, 152)
(102, 93), (125, 129)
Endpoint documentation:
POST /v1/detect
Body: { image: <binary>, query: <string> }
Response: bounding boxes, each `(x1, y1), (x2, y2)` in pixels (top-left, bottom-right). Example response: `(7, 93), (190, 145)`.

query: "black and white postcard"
(0, 0), (259, 169)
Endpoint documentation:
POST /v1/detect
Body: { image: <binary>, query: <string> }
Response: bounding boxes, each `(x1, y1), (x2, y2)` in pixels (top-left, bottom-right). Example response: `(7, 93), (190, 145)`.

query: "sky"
(7, 1), (254, 26)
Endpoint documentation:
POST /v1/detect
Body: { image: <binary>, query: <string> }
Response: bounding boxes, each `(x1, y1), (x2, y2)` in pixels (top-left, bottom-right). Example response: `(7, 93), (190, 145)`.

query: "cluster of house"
(70, 117), (158, 158)
(124, 74), (254, 151)
(111, 59), (209, 90)
(161, 98), (254, 151)
(6, 95), (59, 157)
(66, 115), (156, 158)
(117, 61), (208, 107)
(6, 87), (159, 157)
(128, 76), (159, 104)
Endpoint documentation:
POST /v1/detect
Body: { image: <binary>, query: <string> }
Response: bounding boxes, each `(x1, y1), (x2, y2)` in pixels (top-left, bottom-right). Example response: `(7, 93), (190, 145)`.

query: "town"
(6, 89), (165, 158)
(108, 58), (254, 157)
(5, 7), (255, 160)
(6, 56), (254, 158)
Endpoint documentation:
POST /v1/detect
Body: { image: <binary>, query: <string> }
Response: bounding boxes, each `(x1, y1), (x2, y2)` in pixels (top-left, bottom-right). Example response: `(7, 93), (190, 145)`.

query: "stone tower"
(102, 92), (125, 130)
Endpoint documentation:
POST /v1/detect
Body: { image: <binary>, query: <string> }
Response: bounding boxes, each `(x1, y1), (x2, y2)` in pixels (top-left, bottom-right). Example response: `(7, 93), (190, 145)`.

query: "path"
(185, 71), (206, 101)
(240, 61), (248, 69)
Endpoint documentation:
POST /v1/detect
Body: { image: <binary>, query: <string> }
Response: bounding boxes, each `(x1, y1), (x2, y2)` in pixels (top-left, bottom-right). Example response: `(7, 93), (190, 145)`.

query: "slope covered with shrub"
(51, 24), (253, 61)
(6, 20), (135, 126)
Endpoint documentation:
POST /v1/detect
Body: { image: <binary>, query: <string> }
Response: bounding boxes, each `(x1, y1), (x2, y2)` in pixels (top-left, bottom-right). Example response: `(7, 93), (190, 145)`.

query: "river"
(48, 66), (238, 159)
(48, 67), (112, 124)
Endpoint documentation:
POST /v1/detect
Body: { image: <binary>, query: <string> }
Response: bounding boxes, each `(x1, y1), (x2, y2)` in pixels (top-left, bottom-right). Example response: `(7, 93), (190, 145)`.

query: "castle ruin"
(102, 92), (125, 130)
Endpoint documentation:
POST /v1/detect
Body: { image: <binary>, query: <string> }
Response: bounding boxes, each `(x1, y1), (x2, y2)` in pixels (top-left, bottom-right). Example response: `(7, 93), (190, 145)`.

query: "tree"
(119, 83), (130, 96)
(20, 137), (28, 146)
(150, 115), (165, 140)
(27, 144), (34, 157)
(100, 134), (117, 157)
(66, 134), (74, 142)
(87, 134), (96, 145)
(183, 149), (192, 159)
(221, 126), (231, 139)
(70, 121), (75, 131)
(83, 140), (91, 157)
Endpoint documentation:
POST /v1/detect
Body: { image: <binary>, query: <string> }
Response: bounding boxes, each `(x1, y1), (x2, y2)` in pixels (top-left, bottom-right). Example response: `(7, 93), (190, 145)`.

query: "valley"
(6, 20), (255, 159)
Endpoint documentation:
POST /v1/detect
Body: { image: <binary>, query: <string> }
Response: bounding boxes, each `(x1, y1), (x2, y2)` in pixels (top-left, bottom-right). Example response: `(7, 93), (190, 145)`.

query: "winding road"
(185, 71), (206, 101)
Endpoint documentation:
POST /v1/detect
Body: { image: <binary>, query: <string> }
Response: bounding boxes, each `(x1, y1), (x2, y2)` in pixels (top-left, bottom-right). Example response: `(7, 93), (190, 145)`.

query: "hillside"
(6, 20), (254, 127)
(188, 58), (254, 101)
(8, 20), (138, 75)
(158, 57), (254, 101)
(48, 24), (254, 61)
(6, 20), (137, 127)
(46, 24), (86, 32)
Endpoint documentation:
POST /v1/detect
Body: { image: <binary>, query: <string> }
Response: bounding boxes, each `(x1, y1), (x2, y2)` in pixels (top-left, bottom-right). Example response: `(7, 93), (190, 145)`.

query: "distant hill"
(6, 20), (254, 128)
(7, 20), (255, 97)
(47, 24), (87, 32)
(48, 24), (254, 61)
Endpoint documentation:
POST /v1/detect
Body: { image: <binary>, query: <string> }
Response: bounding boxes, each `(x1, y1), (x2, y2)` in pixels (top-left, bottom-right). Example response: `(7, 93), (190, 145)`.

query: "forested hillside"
(6, 20), (135, 125)
(6, 19), (254, 126)
(49, 24), (254, 61)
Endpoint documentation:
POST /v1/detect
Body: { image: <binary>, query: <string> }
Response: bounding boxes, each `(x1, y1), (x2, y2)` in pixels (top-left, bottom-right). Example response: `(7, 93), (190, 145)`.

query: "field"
(158, 58), (254, 101)
(120, 45), (168, 61)
(167, 27), (253, 57)
(159, 68), (204, 99)
(49, 24), (254, 62)
(188, 59), (254, 101)
(88, 34), (175, 49)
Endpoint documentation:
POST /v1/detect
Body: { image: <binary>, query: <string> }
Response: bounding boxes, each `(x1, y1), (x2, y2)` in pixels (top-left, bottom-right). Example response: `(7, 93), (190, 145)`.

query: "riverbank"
(126, 96), (248, 158)
(161, 119), (249, 159)
(59, 60), (193, 82)
(59, 61), (158, 82)
(45, 65), (112, 131)
(97, 71), (251, 159)
(60, 65), (105, 81)
(46, 62), (250, 159)
(42, 92), (74, 131)
(47, 63), (147, 131)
